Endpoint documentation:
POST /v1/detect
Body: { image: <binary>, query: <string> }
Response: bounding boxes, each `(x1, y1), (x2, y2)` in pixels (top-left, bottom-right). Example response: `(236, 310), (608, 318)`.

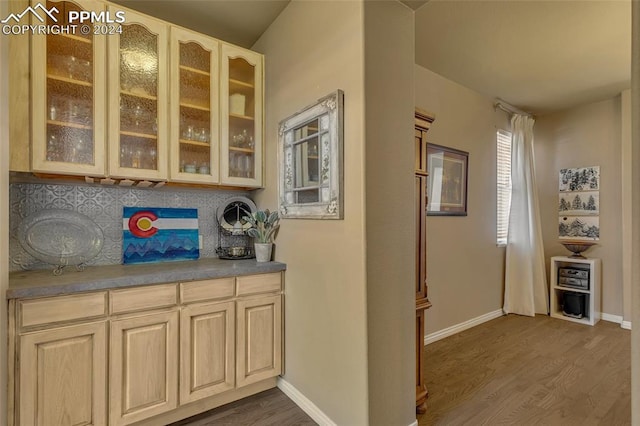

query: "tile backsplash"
(9, 182), (252, 272)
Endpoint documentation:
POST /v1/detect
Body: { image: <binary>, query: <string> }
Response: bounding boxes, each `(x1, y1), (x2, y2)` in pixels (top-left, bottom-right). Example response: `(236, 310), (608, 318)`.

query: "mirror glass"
(279, 90), (343, 219)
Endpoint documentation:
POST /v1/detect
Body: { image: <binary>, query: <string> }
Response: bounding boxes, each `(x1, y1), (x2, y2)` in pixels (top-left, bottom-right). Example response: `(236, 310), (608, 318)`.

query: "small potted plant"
(243, 209), (280, 262)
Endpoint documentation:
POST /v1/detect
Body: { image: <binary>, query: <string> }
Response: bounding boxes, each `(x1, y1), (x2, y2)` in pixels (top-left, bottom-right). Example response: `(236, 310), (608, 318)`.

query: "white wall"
(252, 2), (369, 424)
(414, 65), (509, 334)
(535, 97), (623, 317)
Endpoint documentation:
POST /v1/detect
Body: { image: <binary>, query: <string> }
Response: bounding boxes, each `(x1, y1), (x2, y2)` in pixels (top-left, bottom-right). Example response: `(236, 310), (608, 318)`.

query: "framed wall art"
(558, 166), (600, 240)
(426, 143), (468, 216)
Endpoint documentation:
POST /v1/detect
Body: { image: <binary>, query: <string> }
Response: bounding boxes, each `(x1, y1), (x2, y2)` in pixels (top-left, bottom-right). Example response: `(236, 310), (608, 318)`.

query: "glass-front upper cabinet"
(169, 28), (219, 184)
(108, 6), (168, 181)
(31, 0), (107, 176)
(220, 44), (263, 187)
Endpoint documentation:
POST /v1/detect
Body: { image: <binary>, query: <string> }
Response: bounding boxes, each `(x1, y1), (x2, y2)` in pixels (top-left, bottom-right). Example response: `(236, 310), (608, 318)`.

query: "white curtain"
(503, 114), (548, 316)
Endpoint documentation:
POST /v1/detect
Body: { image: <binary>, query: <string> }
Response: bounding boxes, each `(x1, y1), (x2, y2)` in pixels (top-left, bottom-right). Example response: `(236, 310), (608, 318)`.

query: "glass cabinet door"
(169, 28), (219, 183)
(31, 0), (106, 176)
(220, 44), (263, 187)
(108, 7), (168, 180)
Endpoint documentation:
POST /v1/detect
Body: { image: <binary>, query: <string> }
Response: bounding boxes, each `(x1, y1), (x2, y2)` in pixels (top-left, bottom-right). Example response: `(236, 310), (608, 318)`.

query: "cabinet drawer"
(180, 278), (235, 304)
(19, 292), (108, 329)
(236, 273), (282, 296)
(110, 284), (177, 315)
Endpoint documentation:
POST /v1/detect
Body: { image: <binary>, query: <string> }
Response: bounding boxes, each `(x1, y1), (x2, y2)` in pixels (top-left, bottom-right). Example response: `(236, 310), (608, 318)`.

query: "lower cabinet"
(18, 322), (108, 426)
(109, 311), (179, 426)
(236, 295), (282, 387)
(180, 301), (235, 404)
(9, 272), (283, 426)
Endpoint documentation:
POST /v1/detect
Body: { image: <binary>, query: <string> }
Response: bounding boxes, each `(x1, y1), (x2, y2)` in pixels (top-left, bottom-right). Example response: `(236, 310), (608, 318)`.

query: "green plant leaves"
(243, 209), (280, 243)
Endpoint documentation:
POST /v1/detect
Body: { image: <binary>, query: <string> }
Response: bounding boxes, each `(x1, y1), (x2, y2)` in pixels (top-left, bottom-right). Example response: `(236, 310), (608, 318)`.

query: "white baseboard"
(601, 313), (622, 324)
(424, 309), (504, 346)
(278, 378), (418, 426)
(596, 313), (631, 329)
(277, 377), (337, 426)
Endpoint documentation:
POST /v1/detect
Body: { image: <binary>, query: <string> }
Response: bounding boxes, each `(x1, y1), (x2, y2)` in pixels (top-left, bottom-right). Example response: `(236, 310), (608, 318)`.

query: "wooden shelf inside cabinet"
(180, 102), (210, 112)
(57, 33), (92, 45)
(47, 120), (92, 130)
(179, 140), (210, 148)
(229, 78), (254, 89)
(120, 90), (158, 101)
(179, 65), (210, 77)
(47, 74), (93, 88)
(551, 285), (590, 294)
(228, 147), (255, 153)
(120, 130), (158, 139)
(229, 113), (254, 121)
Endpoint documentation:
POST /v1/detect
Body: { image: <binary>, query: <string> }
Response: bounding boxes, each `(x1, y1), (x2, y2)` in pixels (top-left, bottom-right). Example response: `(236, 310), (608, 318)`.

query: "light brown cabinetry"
(236, 294), (282, 387)
(9, 272), (283, 426)
(110, 311), (179, 425)
(19, 321), (108, 426)
(180, 301), (235, 404)
(170, 27), (220, 184)
(220, 45), (263, 187)
(13, 291), (110, 426)
(107, 6), (168, 180)
(31, 0), (107, 177)
(14, 0), (264, 188)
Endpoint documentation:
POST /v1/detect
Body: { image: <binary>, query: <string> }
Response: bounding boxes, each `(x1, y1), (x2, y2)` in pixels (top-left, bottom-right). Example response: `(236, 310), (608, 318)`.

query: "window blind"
(497, 130), (512, 246)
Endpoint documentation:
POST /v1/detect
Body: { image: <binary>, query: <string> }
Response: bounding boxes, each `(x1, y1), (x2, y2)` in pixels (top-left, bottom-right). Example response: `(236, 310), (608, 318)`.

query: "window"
(497, 130), (512, 246)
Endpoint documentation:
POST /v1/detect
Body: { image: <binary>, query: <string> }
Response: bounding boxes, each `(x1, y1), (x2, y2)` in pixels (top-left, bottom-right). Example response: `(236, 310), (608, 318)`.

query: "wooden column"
(415, 109), (434, 413)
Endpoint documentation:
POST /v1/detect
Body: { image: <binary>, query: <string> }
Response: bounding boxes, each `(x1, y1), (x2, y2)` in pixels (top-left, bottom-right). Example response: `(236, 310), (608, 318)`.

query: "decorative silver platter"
(18, 209), (104, 274)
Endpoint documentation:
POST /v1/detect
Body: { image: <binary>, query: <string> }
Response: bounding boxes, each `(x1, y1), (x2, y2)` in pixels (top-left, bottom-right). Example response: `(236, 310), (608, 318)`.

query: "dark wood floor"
(169, 387), (316, 426)
(175, 314), (630, 426)
(418, 314), (631, 426)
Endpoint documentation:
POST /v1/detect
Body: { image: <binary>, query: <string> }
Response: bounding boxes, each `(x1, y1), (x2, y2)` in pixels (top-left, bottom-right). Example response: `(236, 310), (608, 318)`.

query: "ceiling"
(414, 0), (631, 115)
(111, 0), (631, 115)
(110, 0), (290, 48)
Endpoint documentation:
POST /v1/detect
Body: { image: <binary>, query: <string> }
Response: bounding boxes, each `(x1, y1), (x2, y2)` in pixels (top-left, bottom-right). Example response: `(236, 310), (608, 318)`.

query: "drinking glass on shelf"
(198, 128), (209, 143)
(243, 155), (252, 177)
(148, 147), (157, 169)
(46, 134), (59, 161)
(67, 56), (78, 79)
(229, 152), (238, 176)
(49, 103), (57, 121)
(183, 125), (194, 140)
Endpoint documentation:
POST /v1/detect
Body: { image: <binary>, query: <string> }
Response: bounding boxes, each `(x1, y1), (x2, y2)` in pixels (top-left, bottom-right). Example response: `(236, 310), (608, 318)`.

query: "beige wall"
(1, 0), (10, 420)
(363, 2), (415, 425)
(414, 65), (509, 334)
(631, 1), (639, 422)
(535, 98), (623, 317)
(252, 1), (369, 424)
(621, 89), (631, 324)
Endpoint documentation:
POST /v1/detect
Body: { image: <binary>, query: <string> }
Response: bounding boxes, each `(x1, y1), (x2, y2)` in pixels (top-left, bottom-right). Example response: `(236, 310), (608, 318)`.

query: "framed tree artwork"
(426, 143), (468, 216)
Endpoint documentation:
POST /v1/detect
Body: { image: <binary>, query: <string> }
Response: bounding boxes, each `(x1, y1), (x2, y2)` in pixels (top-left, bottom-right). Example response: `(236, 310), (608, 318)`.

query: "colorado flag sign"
(122, 207), (199, 264)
